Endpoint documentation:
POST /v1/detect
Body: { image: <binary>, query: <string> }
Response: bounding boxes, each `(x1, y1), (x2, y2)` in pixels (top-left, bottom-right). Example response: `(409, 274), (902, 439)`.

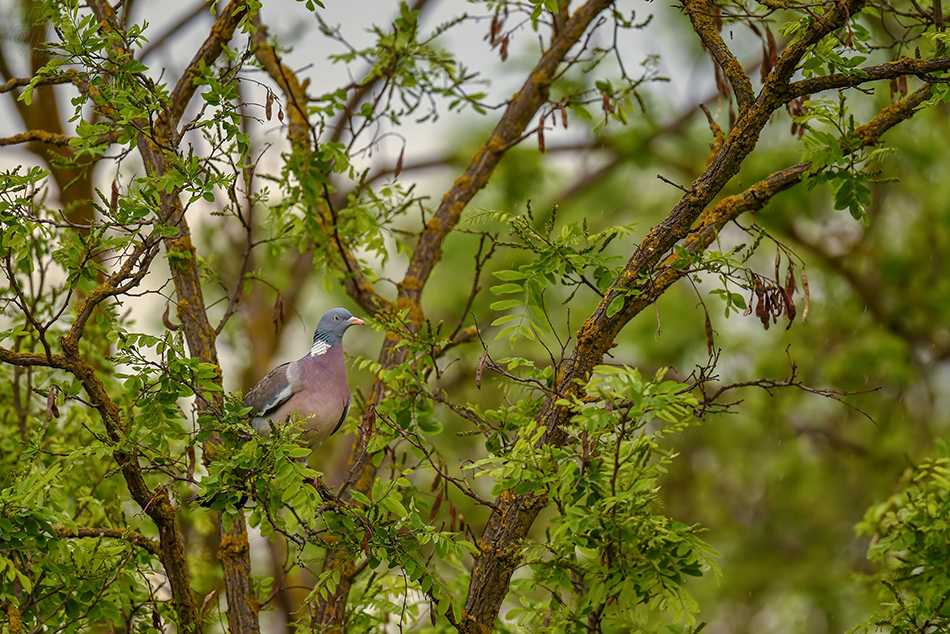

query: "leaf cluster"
(853, 440), (950, 633)
(477, 204), (634, 344)
(475, 365), (720, 631)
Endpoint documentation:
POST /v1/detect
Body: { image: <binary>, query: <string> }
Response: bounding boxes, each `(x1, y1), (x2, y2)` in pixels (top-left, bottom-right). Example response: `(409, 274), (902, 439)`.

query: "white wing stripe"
(258, 384), (293, 416)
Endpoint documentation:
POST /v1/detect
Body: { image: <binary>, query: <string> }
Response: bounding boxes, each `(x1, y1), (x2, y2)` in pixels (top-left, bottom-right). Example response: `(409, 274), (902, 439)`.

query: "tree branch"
(0, 130), (73, 147)
(787, 55), (950, 98)
(53, 525), (161, 557)
(686, 0), (756, 113)
(168, 1), (249, 128)
(0, 72), (80, 95)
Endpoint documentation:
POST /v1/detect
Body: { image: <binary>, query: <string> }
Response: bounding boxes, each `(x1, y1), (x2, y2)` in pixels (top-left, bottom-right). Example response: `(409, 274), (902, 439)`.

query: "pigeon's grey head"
(313, 307), (365, 349)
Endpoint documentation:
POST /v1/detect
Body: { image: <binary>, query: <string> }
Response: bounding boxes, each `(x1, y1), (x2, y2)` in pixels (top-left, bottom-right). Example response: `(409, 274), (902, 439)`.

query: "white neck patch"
(310, 339), (332, 356)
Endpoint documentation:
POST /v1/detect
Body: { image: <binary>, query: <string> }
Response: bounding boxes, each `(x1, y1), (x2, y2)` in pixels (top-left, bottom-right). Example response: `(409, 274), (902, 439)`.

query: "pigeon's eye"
(334, 316), (339, 320)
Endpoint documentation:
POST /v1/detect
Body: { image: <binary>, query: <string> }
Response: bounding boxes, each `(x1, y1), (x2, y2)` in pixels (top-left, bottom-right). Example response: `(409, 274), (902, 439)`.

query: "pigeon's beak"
(349, 317), (366, 326)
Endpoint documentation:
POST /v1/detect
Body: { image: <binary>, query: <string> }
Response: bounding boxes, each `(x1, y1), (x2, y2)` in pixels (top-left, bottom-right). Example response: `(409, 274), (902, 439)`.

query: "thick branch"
(0, 130), (72, 147)
(597, 0), (869, 344)
(671, 84), (932, 274)
(686, 0), (756, 112)
(53, 525), (161, 557)
(0, 72), (80, 95)
(88, 2), (259, 632)
(0, 347), (67, 368)
(152, 4), (262, 631)
(465, 66), (925, 634)
(787, 55), (950, 98)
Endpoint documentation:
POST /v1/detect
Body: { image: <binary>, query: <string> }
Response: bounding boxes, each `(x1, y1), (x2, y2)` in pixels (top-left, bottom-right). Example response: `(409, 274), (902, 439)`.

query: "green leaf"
(490, 283), (524, 295)
(379, 493), (407, 517)
(350, 490), (372, 507)
(606, 294), (625, 318)
(493, 269), (528, 281)
(490, 299), (523, 311)
(417, 416), (444, 434)
(491, 313), (521, 326)
(19, 84), (34, 106)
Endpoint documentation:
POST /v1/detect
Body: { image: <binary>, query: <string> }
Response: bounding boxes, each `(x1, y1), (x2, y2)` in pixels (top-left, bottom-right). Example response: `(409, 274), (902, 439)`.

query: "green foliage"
(531, 0), (562, 21)
(196, 398), (322, 516)
(474, 204), (633, 344)
(0, 166), (51, 279)
(494, 366), (720, 631)
(0, 446), (165, 632)
(318, 3), (486, 123)
(185, 317), (483, 629)
(794, 94), (886, 225)
(852, 441), (950, 633)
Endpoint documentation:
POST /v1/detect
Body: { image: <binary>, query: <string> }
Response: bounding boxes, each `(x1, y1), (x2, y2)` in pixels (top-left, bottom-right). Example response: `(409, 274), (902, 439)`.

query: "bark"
(687, 0), (755, 113)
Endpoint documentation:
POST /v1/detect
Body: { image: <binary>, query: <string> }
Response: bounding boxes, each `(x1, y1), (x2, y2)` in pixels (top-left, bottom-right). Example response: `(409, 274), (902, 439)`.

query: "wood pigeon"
(243, 307), (365, 448)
